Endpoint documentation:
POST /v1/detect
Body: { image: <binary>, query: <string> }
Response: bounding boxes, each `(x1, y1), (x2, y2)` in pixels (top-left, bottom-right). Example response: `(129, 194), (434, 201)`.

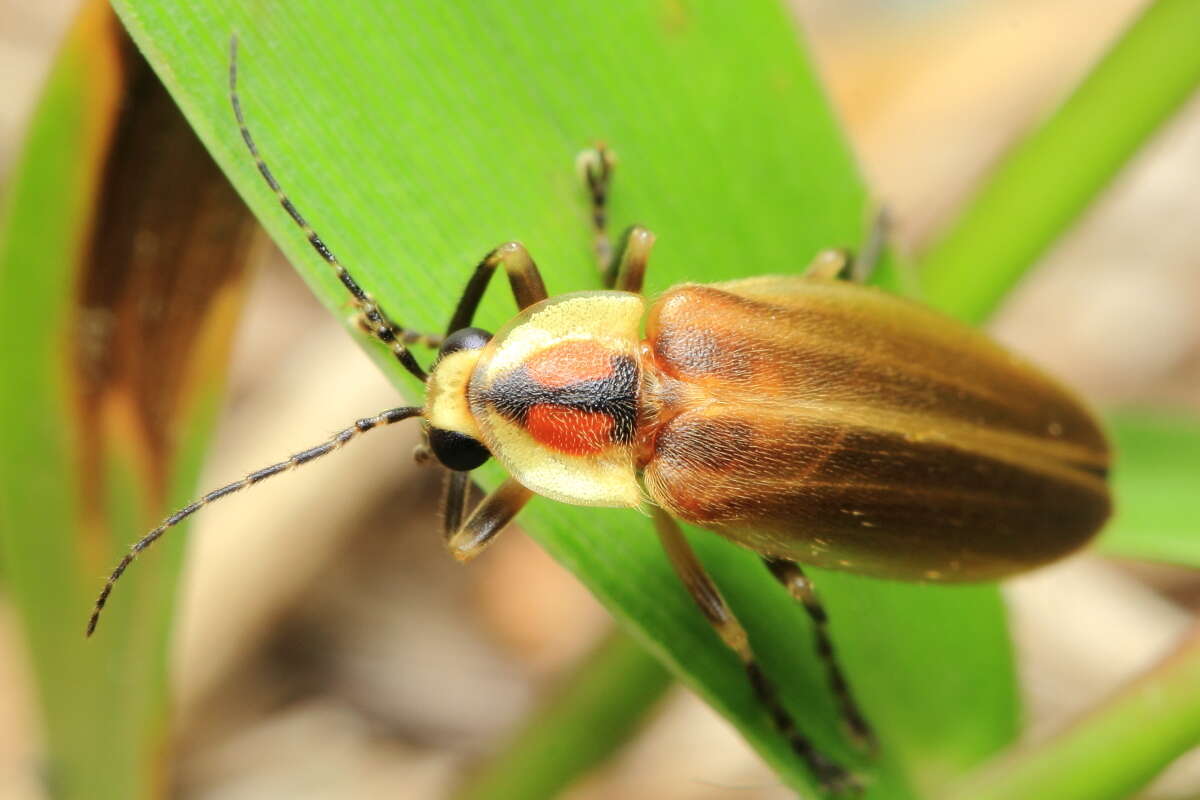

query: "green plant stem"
(917, 0), (1200, 323)
(454, 629), (672, 800)
(943, 623), (1200, 800)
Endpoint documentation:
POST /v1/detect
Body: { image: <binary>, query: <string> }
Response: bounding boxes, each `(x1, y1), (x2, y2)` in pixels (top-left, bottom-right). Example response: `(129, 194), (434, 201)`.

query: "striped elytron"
(88, 36), (1111, 794)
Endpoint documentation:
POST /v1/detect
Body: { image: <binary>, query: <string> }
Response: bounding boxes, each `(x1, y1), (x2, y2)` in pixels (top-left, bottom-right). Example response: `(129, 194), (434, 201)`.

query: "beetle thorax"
(466, 291), (646, 507)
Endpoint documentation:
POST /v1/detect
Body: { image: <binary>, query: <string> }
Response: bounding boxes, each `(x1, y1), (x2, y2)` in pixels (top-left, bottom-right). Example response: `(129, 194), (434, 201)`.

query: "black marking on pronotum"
(486, 354), (639, 444)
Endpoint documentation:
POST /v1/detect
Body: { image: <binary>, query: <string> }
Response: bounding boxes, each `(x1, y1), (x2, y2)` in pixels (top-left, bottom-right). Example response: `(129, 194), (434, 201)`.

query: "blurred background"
(1, 0), (1197, 797)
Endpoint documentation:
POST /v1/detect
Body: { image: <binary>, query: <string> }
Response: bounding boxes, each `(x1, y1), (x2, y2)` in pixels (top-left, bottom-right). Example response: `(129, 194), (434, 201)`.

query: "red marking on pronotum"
(526, 404), (613, 455)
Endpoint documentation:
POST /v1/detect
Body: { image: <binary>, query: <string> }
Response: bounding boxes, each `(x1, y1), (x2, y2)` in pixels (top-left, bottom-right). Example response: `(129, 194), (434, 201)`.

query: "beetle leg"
(604, 225), (656, 293)
(848, 208), (890, 284)
(803, 210), (891, 285)
(763, 557), (875, 751)
(577, 144), (618, 271)
(650, 507), (859, 794)
(803, 249), (853, 281)
(441, 470), (471, 541)
(445, 477), (533, 562)
(353, 312), (442, 349)
(445, 243), (550, 334)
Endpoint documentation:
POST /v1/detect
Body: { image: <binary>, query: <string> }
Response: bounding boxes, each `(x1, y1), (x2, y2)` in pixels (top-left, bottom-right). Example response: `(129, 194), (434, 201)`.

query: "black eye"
(428, 427), (490, 471)
(438, 327), (492, 359)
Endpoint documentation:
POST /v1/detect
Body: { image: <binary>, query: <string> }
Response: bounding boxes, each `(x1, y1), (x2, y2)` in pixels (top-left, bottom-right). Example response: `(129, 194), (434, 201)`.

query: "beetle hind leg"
(651, 507), (860, 794)
(763, 557), (875, 751)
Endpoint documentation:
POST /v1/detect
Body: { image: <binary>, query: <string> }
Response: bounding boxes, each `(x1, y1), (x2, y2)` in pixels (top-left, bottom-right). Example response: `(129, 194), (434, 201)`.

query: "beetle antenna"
(86, 406), (423, 637)
(228, 35), (431, 379)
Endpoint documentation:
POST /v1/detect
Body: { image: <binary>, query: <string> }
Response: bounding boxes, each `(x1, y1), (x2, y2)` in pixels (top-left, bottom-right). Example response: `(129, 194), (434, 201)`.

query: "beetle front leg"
(445, 242), (550, 334)
(763, 557), (875, 751)
(354, 312), (443, 349)
(650, 507), (859, 794)
(441, 470), (471, 541)
(445, 477), (533, 562)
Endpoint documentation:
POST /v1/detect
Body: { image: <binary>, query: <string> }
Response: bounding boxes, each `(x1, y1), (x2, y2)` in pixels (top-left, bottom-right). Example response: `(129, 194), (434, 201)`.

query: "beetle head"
(423, 327), (493, 471)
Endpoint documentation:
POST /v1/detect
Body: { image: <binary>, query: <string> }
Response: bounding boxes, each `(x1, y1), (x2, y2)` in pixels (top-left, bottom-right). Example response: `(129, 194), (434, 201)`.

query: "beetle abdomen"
(639, 279), (1110, 581)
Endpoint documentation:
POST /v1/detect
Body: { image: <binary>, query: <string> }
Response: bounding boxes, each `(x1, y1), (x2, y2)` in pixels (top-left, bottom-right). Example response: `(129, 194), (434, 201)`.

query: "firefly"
(88, 36), (1111, 793)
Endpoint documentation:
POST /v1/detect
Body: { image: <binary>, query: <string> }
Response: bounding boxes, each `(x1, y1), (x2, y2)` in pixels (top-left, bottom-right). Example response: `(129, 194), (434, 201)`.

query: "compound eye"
(438, 327), (492, 359)
(428, 427), (490, 471)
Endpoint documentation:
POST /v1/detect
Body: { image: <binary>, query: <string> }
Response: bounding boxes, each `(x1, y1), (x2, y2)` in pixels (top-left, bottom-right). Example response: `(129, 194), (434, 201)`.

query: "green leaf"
(916, 0), (1200, 324)
(112, 1), (1016, 795)
(1098, 411), (1200, 568)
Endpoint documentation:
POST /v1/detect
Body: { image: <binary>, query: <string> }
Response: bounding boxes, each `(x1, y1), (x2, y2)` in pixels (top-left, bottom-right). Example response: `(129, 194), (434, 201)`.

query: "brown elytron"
(640, 278), (1110, 581)
(88, 36), (1112, 795)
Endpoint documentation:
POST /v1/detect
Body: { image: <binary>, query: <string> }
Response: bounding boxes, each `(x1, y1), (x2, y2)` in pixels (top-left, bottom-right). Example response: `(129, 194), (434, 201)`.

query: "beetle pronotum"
(88, 36), (1112, 792)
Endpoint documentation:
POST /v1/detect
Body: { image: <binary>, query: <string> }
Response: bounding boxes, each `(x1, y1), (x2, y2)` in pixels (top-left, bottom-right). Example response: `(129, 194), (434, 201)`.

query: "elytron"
(89, 35), (1111, 792)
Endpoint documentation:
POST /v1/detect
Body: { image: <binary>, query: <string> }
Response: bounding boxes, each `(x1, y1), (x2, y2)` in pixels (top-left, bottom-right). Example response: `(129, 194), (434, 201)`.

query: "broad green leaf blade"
(0, 3), (255, 797)
(917, 0), (1200, 323)
(112, 2), (1016, 794)
(1098, 412), (1200, 568)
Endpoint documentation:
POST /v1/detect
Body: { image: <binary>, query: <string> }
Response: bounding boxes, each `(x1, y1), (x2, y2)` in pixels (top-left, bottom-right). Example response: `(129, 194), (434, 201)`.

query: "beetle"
(87, 36), (1111, 793)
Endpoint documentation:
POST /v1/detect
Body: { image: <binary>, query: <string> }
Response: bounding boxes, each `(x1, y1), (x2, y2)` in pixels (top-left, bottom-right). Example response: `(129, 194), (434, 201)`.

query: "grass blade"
(916, 0), (1200, 322)
(943, 623), (1200, 800)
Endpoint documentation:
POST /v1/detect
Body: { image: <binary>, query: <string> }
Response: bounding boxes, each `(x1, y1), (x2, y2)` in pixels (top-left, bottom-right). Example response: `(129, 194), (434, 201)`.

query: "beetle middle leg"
(604, 225), (656, 293)
(763, 557), (875, 751)
(651, 507), (859, 793)
(577, 144), (618, 270)
(576, 144), (656, 294)
(803, 209), (890, 285)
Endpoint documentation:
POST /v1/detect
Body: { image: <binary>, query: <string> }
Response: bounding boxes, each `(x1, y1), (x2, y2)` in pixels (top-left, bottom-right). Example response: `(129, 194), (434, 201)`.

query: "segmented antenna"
(87, 406), (423, 636)
(228, 35), (431, 379)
